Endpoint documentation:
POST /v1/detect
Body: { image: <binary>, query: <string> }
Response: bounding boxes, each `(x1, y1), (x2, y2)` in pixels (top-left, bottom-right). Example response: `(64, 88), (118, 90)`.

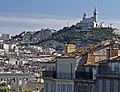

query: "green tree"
(0, 87), (10, 92)
(23, 89), (32, 92)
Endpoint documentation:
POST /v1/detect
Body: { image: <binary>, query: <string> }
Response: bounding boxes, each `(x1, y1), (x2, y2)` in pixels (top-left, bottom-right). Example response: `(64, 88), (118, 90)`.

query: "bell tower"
(83, 11), (87, 21)
(93, 7), (98, 22)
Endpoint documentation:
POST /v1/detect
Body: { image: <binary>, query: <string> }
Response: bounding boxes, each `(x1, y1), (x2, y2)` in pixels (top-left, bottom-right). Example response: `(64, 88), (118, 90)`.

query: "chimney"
(106, 48), (110, 60)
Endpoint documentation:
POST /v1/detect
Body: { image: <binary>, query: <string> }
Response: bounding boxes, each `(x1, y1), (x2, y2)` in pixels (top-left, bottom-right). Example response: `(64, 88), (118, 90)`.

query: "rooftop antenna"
(101, 22), (104, 27)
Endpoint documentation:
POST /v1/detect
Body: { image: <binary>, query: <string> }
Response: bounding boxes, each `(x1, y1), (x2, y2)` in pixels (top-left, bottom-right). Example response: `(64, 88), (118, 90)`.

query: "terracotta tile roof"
(67, 40), (116, 57)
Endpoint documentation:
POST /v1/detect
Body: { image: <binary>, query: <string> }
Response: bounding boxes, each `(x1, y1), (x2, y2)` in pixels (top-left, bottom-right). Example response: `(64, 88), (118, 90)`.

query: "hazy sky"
(0, 0), (120, 35)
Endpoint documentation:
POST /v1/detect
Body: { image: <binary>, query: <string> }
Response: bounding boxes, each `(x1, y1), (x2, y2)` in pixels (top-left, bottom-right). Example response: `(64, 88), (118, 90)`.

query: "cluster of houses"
(42, 40), (120, 92)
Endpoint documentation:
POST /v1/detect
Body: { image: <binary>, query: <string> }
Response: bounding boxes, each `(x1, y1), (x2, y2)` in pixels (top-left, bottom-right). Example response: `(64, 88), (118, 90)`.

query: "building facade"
(0, 34), (10, 40)
(96, 56), (120, 92)
(42, 41), (120, 92)
(43, 56), (77, 92)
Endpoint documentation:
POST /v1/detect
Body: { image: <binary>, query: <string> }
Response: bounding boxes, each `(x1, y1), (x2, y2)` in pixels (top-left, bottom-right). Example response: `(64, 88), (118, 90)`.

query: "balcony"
(42, 71), (56, 78)
(98, 68), (120, 75)
(42, 71), (93, 80)
(42, 71), (74, 80)
(98, 64), (120, 75)
(75, 71), (93, 80)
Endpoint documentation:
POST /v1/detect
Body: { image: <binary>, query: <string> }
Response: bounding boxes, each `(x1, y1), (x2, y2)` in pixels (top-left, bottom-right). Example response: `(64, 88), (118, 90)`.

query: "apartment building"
(42, 40), (119, 92)
(96, 56), (120, 92)
(43, 56), (78, 92)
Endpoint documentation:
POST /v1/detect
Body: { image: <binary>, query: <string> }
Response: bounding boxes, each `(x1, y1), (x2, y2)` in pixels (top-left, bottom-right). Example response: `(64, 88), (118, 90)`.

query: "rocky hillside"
(9, 25), (117, 50)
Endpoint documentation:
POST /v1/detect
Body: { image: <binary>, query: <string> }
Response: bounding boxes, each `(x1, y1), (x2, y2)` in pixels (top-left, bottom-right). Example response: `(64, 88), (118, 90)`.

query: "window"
(119, 63), (120, 74)
(115, 62), (119, 73)
(80, 84), (84, 92)
(112, 63), (115, 72)
(61, 84), (66, 92)
(71, 63), (74, 79)
(58, 64), (62, 79)
(91, 85), (96, 92)
(84, 84), (89, 92)
(114, 80), (118, 92)
(51, 83), (53, 92)
(98, 80), (103, 92)
(67, 84), (72, 92)
(45, 83), (48, 92)
(53, 82), (56, 92)
(58, 84), (61, 92)
(105, 80), (110, 92)
(66, 64), (69, 79)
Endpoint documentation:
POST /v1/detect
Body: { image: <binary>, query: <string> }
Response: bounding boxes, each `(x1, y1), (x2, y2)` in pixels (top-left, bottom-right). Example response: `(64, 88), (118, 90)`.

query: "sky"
(0, 0), (120, 35)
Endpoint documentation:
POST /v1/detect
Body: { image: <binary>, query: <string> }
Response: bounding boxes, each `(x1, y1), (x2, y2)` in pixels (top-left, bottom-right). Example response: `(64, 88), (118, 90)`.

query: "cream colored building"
(43, 56), (80, 92)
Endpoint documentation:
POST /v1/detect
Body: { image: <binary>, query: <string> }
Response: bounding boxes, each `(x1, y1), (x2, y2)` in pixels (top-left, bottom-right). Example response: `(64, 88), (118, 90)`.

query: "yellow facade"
(64, 43), (76, 54)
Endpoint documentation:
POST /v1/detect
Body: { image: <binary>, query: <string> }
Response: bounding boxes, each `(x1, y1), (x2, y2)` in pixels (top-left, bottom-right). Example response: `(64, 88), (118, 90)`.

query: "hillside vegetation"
(10, 26), (116, 47)
(49, 27), (115, 43)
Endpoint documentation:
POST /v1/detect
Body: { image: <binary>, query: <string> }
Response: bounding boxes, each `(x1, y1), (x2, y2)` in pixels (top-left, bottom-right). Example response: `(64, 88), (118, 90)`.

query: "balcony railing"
(42, 71), (56, 78)
(75, 71), (93, 80)
(42, 71), (75, 79)
(42, 71), (93, 80)
(98, 65), (120, 75)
